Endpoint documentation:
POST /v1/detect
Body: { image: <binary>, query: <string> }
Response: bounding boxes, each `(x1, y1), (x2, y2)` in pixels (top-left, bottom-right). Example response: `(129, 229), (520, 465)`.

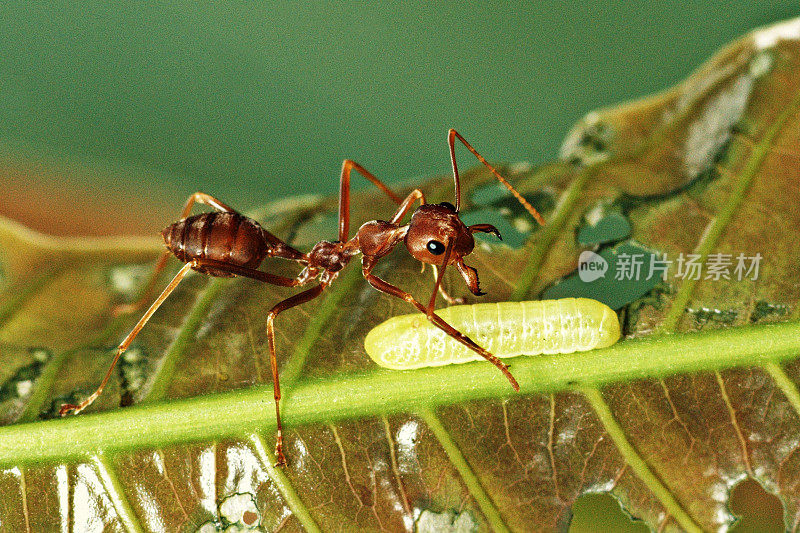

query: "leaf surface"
(3, 18), (800, 532)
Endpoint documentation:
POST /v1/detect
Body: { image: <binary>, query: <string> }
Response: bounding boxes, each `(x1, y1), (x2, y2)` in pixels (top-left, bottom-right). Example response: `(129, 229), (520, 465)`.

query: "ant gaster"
(59, 129), (545, 466)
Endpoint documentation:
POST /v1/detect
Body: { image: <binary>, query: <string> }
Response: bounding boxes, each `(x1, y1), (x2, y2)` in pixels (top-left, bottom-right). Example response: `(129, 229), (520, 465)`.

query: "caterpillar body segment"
(364, 298), (620, 370)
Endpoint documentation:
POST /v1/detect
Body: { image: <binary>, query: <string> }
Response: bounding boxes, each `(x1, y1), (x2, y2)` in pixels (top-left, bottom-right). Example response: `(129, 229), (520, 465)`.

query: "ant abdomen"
(162, 212), (270, 276)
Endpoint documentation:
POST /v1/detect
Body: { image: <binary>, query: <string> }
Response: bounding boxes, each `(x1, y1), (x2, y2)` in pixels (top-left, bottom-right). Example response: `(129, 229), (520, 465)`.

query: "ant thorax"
(354, 220), (408, 260)
(306, 240), (356, 273)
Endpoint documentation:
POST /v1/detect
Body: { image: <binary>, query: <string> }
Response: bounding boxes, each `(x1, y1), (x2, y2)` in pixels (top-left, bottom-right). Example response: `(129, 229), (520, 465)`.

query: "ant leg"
(114, 192), (238, 316)
(266, 284), (327, 466)
(427, 238), (456, 313)
(430, 265), (465, 305)
(60, 262), (195, 416)
(389, 189), (426, 225)
(167, 257), (317, 466)
(191, 259), (304, 287)
(179, 191), (236, 216)
(362, 264), (519, 391)
(447, 129), (546, 226)
(338, 160), (403, 241)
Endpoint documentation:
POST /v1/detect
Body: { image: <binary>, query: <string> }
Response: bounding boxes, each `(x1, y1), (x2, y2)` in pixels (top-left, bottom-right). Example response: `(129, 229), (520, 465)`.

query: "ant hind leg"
(61, 262), (194, 416)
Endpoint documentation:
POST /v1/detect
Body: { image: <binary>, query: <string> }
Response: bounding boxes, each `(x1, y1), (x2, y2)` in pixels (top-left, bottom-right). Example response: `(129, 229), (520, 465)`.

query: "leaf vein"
(250, 433), (322, 533)
(93, 453), (145, 533)
(418, 408), (512, 533)
(581, 387), (703, 533)
(660, 88), (800, 332)
(510, 167), (590, 301)
(714, 370), (754, 475)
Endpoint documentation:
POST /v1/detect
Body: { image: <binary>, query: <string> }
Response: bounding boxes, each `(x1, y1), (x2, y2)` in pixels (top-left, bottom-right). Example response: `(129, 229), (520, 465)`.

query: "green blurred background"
(0, 2), (795, 529)
(2, 1), (798, 220)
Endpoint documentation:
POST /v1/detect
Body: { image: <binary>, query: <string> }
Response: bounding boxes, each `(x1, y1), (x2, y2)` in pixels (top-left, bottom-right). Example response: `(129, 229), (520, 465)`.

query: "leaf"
(2, 17), (800, 532)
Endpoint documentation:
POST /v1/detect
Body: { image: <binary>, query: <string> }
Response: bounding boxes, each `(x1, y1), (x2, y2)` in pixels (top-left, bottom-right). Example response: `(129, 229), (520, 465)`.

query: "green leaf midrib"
(510, 167), (589, 301)
(3, 319), (800, 467)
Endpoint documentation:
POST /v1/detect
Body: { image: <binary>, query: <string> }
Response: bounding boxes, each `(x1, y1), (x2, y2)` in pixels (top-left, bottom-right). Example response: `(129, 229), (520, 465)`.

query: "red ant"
(59, 129), (545, 466)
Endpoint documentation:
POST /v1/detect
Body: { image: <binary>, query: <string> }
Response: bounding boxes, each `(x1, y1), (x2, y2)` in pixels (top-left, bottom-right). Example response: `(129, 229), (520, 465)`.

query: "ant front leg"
(338, 160), (405, 241)
(114, 192), (238, 316)
(429, 265), (465, 305)
(362, 260), (520, 391)
(426, 237), (457, 313)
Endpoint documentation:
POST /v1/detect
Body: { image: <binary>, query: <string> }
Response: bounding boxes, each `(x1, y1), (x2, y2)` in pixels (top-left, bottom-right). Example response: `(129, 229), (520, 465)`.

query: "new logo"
(578, 251), (608, 282)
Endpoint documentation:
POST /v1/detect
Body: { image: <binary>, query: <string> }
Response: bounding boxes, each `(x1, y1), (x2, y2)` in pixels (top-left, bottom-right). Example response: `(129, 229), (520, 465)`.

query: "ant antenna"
(448, 129), (546, 225)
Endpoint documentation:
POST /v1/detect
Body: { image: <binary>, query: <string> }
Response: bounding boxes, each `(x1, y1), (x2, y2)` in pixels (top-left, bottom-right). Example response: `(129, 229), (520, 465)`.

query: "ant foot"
(274, 434), (288, 466)
(274, 449), (288, 467)
(59, 403), (80, 417)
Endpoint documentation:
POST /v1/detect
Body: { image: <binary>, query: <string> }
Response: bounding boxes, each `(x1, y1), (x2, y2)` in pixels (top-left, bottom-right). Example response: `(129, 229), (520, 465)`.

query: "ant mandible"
(59, 129), (545, 466)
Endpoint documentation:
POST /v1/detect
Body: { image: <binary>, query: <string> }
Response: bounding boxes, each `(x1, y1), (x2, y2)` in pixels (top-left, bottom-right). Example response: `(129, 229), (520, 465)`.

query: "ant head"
(405, 202), (471, 264)
(403, 202), (501, 296)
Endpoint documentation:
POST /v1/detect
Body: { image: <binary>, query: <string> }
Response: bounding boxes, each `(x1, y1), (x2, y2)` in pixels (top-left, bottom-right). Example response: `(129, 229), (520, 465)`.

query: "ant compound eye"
(426, 240), (446, 255)
(439, 201), (456, 212)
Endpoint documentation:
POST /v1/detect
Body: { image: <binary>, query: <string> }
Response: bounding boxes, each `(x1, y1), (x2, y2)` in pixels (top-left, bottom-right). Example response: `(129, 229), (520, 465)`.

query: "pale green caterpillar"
(364, 298), (620, 370)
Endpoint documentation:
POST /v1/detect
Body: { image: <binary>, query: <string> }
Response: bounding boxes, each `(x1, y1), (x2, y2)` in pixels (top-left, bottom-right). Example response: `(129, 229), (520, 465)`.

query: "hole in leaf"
(560, 117), (613, 166)
(0, 347), (52, 403)
(689, 306), (738, 327)
(729, 478), (783, 533)
(416, 509), (477, 533)
(463, 185), (555, 248)
(750, 300), (789, 323)
(568, 493), (647, 533)
(577, 207), (632, 246)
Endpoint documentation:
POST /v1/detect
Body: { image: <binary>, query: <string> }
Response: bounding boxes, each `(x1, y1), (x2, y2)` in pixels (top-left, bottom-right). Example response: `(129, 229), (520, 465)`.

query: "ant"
(59, 129), (545, 466)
